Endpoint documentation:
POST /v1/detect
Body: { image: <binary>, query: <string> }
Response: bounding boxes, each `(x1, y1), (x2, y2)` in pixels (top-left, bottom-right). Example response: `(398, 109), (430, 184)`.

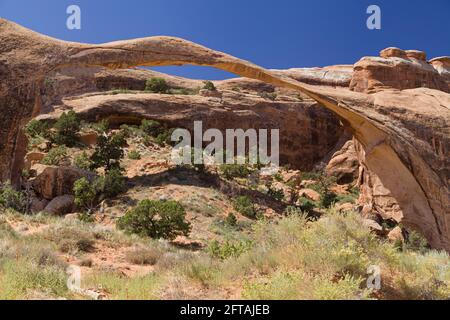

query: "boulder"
(326, 140), (359, 185)
(79, 132), (98, 146)
(30, 197), (49, 213)
(44, 195), (75, 215)
(299, 188), (320, 202)
(31, 164), (95, 200)
(24, 152), (46, 170)
(388, 226), (404, 243)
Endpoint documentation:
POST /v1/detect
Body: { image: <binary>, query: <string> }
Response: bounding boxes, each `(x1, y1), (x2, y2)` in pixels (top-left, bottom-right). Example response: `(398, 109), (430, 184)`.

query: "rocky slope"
(0, 19), (449, 251)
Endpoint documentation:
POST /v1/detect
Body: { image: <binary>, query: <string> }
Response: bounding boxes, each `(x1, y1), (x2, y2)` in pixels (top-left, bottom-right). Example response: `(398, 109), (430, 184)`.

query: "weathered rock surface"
(38, 89), (343, 171)
(44, 195), (75, 215)
(326, 140), (359, 184)
(31, 164), (94, 200)
(0, 19), (449, 252)
(350, 47), (450, 93)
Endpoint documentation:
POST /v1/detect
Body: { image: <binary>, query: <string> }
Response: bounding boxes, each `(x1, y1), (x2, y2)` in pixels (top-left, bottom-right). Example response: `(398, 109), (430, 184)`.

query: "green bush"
(208, 239), (253, 260)
(140, 119), (164, 137)
(128, 150), (141, 160)
(155, 128), (176, 146)
(73, 178), (97, 213)
(41, 146), (68, 166)
(92, 119), (109, 134)
(93, 168), (127, 200)
(203, 81), (216, 91)
(298, 197), (316, 214)
(225, 212), (237, 227)
(220, 164), (251, 180)
(24, 119), (49, 139)
(233, 196), (258, 219)
(267, 183), (284, 202)
(0, 181), (27, 213)
(52, 111), (80, 146)
(90, 131), (126, 172)
(74, 169), (126, 213)
(117, 199), (191, 240)
(73, 151), (92, 171)
(145, 78), (169, 93)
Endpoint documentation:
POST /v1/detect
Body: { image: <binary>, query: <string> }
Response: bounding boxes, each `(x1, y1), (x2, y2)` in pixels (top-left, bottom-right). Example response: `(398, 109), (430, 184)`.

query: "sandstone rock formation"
(326, 140), (359, 184)
(0, 19), (449, 251)
(30, 164), (94, 200)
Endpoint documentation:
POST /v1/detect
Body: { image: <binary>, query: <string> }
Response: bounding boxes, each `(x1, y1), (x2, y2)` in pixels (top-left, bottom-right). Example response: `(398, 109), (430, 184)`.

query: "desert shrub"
(117, 200), (191, 240)
(90, 131), (126, 172)
(0, 181), (27, 213)
(73, 151), (92, 171)
(219, 164), (251, 180)
(74, 169), (126, 213)
(82, 271), (162, 300)
(155, 128), (176, 146)
(208, 239), (253, 260)
(266, 183), (284, 202)
(231, 86), (241, 92)
(120, 124), (140, 138)
(298, 197), (316, 214)
(233, 196), (258, 219)
(203, 81), (216, 91)
(335, 193), (358, 204)
(0, 258), (69, 299)
(140, 119), (163, 137)
(309, 175), (337, 208)
(92, 119), (109, 134)
(43, 221), (97, 254)
(41, 145), (68, 166)
(128, 150), (141, 160)
(52, 111), (80, 146)
(224, 212), (237, 227)
(93, 168), (127, 200)
(24, 119), (49, 139)
(403, 229), (430, 253)
(73, 178), (97, 213)
(301, 171), (322, 181)
(258, 91), (277, 101)
(145, 77), (169, 93)
(125, 246), (162, 265)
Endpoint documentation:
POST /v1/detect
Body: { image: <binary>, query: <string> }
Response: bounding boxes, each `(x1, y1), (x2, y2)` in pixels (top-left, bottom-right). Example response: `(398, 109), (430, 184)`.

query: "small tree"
(145, 78), (169, 93)
(203, 81), (216, 91)
(140, 119), (163, 137)
(42, 146), (68, 166)
(90, 131), (127, 172)
(24, 119), (49, 139)
(93, 168), (126, 200)
(0, 181), (28, 213)
(233, 196), (258, 219)
(53, 111), (80, 146)
(73, 151), (93, 171)
(117, 200), (191, 240)
(73, 178), (97, 213)
(74, 169), (127, 213)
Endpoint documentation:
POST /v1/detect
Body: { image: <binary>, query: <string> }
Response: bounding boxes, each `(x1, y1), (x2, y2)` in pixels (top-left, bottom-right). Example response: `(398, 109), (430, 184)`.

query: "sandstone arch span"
(1, 19), (449, 251)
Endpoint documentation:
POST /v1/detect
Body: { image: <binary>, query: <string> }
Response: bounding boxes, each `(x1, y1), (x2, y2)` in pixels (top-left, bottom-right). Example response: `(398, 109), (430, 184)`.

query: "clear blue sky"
(1, 0), (449, 79)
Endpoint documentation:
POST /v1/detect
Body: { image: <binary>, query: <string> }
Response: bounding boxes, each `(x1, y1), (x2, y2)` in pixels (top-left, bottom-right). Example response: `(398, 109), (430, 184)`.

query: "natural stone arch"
(0, 19), (448, 251)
